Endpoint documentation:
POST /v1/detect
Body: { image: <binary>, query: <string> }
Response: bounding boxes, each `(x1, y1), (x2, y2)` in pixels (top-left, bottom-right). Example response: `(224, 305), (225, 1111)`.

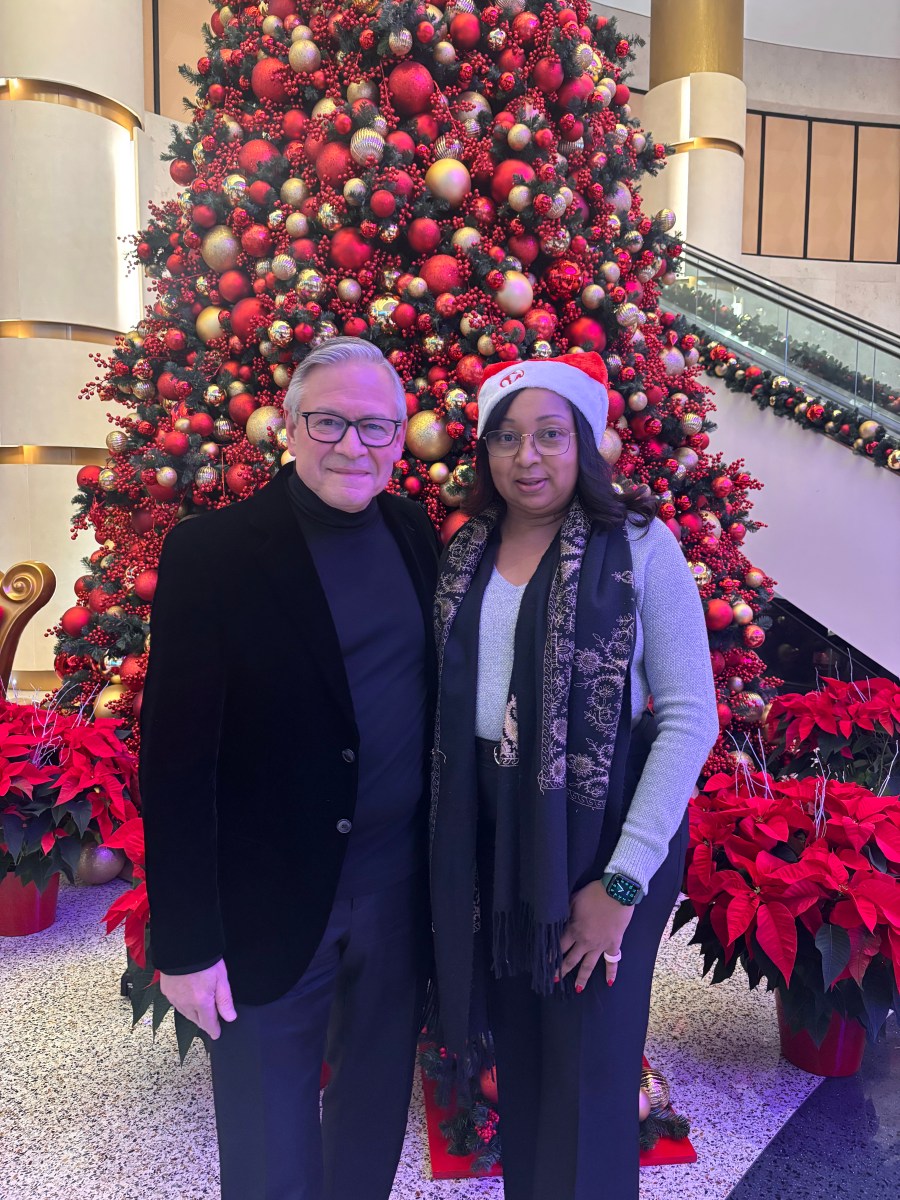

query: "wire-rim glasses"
(483, 427), (575, 458)
(299, 411), (402, 448)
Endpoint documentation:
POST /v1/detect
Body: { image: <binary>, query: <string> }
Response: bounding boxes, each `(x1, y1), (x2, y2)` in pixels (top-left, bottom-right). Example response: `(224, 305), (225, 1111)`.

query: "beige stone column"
(639, 0), (747, 260)
(0, 1), (145, 687)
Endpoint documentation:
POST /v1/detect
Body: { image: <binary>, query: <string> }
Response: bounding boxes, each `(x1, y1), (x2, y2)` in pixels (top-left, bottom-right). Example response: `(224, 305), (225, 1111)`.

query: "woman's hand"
(558, 881), (635, 992)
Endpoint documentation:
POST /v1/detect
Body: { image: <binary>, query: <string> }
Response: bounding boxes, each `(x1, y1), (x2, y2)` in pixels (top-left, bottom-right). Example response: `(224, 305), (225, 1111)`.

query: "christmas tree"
(56, 0), (778, 777)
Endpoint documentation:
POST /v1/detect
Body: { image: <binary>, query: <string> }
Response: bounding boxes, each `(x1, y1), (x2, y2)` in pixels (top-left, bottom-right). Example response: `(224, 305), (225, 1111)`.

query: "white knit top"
(474, 517), (719, 894)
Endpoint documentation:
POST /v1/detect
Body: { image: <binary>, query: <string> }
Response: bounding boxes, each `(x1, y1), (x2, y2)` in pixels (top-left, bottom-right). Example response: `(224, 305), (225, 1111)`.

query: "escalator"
(661, 245), (900, 677)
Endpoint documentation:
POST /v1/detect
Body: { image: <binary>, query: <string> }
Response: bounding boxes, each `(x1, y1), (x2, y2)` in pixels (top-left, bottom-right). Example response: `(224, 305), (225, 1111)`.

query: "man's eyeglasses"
(299, 411), (402, 448)
(483, 427), (575, 458)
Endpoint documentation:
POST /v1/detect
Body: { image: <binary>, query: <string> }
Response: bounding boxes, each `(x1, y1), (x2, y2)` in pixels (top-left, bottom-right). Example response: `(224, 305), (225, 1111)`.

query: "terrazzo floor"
(0, 879), (824, 1200)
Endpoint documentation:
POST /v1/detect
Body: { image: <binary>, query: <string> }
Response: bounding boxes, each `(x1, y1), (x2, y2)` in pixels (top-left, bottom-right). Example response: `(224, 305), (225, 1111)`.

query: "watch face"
(609, 874), (640, 904)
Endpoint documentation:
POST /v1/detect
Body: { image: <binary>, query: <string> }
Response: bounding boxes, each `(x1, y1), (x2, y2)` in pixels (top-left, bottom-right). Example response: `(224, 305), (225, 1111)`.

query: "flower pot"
(775, 992), (865, 1077)
(0, 872), (60, 936)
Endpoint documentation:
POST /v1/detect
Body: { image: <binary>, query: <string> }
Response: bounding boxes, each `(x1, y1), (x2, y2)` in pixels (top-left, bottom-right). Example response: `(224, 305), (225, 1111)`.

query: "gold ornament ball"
(736, 692), (766, 723)
(488, 28), (507, 51)
(267, 319), (294, 347)
(732, 601), (755, 625)
(640, 1068), (671, 1116)
(214, 418), (235, 441)
(380, 223), (400, 243)
(272, 253), (298, 281)
(689, 561), (711, 586)
(477, 334), (495, 357)
(351, 128), (385, 166)
(581, 284), (604, 309)
(425, 158), (472, 207)
(77, 843), (127, 885)
(445, 387), (468, 409)
(106, 431), (128, 454)
(223, 173), (248, 205)
(600, 261), (621, 285)
(681, 413), (703, 435)
(312, 97), (338, 119)
(616, 303), (642, 327)
(289, 38), (321, 73)
(93, 682), (127, 721)
(271, 364), (293, 389)
(368, 294), (399, 328)
(98, 468), (118, 491)
(343, 177), (367, 206)
(194, 465), (218, 487)
(598, 427), (622, 464)
(507, 185), (532, 213)
(423, 333), (446, 356)
(628, 391), (648, 412)
(280, 177), (309, 207)
(407, 276), (428, 299)
(195, 305), (224, 344)
(440, 481), (463, 507)
(507, 123), (532, 151)
(201, 225), (242, 273)
(316, 201), (342, 231)
(156, 466), (178, 488)
(337, 278), (362, 304)
(296, 268), (325, 299)
(246, 405), (285, 448)
(132, 380), (155, 402)
(662, 347), (686, 376)
(495, 270), (533, 316)
(858, 419), (880, 439)
(452, 226), (482, 252)
(347, 79), (378, 102)
(745, 567), (765, 588)
(205, 384), (225, 407)
(639, 1089), (652, 1122)
(533, 339), (552, 358)
(429, 462), (450, 484)
(433, 135), (463, 161)
(433, 40), (457, 65)
(657, 208), (678, 232)
(285, 212), (309, 237)
(291, 23), (314, 41)
(220, 115), (243, 142)
(389, 28), (413, 55)
(406, 411), (453, 461)
(887, 449), (900, 471)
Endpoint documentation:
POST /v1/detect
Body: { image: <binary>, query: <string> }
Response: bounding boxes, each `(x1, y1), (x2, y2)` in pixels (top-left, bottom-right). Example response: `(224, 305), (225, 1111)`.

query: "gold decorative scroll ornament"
(0, 562), (57, 691)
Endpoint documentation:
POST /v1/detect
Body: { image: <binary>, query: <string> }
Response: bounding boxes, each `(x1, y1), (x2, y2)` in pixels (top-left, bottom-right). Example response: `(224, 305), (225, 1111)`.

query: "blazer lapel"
(245, 468), (356, 728)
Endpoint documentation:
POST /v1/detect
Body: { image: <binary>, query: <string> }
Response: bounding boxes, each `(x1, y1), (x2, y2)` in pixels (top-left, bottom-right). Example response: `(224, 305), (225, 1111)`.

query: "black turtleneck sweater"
(287, 470), (427, 897)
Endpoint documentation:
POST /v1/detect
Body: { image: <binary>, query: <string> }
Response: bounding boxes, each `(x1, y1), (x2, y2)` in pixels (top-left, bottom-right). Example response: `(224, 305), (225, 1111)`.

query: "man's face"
(284, 361), (407, 512)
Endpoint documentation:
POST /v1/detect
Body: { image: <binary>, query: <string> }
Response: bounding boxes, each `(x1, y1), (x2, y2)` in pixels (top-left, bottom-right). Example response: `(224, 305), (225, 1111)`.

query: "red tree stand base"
(775, 993), (866, 1078)
(0, 873), (60, 936)
(420, 1060), (697, 1179)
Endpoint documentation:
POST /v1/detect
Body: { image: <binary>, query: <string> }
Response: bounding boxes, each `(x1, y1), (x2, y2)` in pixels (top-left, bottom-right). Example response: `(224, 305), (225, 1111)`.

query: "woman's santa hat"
(475, 352), (609, 447)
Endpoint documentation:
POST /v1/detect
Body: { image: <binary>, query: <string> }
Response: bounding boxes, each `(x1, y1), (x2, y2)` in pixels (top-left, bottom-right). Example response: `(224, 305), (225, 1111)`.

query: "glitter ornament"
(407, 411), (453, 461)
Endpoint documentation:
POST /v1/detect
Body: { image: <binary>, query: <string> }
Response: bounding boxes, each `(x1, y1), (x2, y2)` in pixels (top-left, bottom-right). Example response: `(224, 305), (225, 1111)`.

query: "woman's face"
(486, 388), (579, 523)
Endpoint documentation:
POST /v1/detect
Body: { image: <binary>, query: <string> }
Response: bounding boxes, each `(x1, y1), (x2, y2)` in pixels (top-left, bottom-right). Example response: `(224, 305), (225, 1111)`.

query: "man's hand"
(558, 882), (635, 992)
(159, 959), (237, 1039)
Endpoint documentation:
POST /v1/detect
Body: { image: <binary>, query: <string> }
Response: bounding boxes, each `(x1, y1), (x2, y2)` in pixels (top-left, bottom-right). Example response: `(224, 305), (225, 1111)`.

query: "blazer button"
(342, 748), (356, 763)
(336, 819), (352, 834)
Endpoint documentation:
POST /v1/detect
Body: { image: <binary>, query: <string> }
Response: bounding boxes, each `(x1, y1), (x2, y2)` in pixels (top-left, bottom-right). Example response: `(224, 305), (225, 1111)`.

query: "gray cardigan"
(476, 517), (719, 893)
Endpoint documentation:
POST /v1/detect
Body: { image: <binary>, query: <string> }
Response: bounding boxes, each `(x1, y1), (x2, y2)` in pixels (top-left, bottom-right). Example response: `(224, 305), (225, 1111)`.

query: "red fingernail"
(575, 984), (583, 994)
(607, 979), (614, 987)
(553, 974), (559, 984)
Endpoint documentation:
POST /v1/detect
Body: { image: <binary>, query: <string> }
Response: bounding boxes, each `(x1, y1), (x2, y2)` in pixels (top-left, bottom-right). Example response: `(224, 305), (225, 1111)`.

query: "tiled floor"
(2, 878), (886, 1199)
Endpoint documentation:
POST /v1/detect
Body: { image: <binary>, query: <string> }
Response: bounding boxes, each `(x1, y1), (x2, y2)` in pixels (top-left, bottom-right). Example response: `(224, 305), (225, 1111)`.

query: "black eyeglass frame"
(298, 410), (404, 447)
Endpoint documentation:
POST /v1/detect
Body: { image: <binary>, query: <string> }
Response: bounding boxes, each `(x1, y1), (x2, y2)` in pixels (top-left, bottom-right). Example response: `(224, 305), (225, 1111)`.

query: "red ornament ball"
(237, 138), (281, 175)
(450, 12), (482, 50)
(169, 159), (196, 185)
(60, 607), (91, 638)
(370, 189), (397, 218)
(716, 703), (733, 728)
(566, 317), (606, 353)
(531, 57), (564, 93)
(228, 393), (258, 426)
(705, 599), (734, 631)
(388, 61), (435, 116)
(226, 463), (256, 495)
(133, 570), (158, 603)
(218, 270), (252, 303)
(407, 217), (442, 254)
(329, 227), (374, 271)
(251, 57), (289, 103)
(76, 465), (101, 490)
(441, 511), (469, 545)
(420, 254), (463, 293)
(241, 223), (274, 256)
(230, 297), (267, 343)
(316, 141), (354, 187)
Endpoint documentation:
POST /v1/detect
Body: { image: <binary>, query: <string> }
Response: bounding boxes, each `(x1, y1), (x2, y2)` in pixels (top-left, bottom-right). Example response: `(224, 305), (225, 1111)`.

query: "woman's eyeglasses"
(299, 411), (402, 447)
(483, 427), (575, 458)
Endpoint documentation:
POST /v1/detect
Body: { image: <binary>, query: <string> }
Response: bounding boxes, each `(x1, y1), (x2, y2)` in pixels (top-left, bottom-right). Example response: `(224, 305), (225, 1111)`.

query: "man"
(141, 337), (439, 1200)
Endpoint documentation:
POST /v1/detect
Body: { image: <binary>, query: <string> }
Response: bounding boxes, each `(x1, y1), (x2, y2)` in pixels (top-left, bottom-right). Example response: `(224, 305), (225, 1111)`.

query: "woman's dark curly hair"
(462, 389), (657, 531)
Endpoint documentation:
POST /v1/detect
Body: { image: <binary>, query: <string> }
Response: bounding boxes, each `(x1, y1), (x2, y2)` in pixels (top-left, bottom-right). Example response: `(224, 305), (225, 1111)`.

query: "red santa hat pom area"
(476, 352), (610, 447)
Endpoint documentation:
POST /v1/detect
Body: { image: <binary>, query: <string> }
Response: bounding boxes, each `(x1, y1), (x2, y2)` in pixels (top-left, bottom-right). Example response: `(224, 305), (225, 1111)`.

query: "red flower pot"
(0, 872), (60, 936)
(775, 992), (865, 1077)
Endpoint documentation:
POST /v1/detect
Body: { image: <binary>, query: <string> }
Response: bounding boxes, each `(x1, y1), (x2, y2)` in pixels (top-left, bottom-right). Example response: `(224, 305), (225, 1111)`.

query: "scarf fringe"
(493, 905), (569, 996)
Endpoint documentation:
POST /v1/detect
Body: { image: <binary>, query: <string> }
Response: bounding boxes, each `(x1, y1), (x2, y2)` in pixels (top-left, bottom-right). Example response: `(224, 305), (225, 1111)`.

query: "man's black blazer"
(140, 463), (439, 1005)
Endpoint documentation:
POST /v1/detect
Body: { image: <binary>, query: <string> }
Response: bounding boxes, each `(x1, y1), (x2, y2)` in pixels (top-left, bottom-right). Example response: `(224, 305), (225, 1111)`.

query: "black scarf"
(429, 499), (637, 1057)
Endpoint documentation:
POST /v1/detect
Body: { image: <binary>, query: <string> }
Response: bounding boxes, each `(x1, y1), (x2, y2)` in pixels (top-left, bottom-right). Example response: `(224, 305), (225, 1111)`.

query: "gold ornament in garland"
(246, 406), (285, 448)
(424, 158), (471, 206)
(93, 682), (127, 720)
(406, 411), (452, 461)
(201, 226), (241, 272)
(195, 306), (224, 343)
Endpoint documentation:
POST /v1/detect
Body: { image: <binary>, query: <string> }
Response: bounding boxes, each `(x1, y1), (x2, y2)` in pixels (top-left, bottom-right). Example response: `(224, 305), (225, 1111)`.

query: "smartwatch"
(600, 871), (644, 906)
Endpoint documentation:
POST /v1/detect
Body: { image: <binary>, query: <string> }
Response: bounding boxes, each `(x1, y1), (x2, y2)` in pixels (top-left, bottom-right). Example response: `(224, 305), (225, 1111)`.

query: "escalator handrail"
(681, 243), (900, 358)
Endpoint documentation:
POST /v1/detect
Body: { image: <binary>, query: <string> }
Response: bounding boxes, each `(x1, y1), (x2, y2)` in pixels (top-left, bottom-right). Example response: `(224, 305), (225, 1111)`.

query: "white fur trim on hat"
(476, 360), (609, 447)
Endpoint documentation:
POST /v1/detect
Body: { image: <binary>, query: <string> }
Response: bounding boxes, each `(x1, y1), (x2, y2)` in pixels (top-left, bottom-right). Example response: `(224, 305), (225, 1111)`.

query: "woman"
(429, 351), (719, 1199)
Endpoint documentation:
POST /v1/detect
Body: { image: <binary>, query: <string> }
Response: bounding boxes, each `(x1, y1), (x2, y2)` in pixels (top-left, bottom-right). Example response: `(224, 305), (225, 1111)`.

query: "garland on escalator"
(683, 327), (900, 474)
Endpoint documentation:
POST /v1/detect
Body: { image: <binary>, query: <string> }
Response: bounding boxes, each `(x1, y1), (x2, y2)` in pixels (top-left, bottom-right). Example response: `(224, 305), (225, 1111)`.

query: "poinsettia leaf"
(815, 923), (851, 990)
(860, 966), (893, 1041)
(0, 813), (26, 860)
(873, 822), (900, 864)
(726, 892), (759, 946)
(174, 1008), (206, 1064)
(65, 797), (93, 838)
(58, 835), (82, 883)
(755, 901), (797, 986)
(670, 901), (696, 936)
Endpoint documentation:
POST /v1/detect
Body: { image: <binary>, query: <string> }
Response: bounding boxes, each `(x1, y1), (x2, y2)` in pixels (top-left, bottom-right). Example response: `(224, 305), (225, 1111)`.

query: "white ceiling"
(597, 0), (900, 59)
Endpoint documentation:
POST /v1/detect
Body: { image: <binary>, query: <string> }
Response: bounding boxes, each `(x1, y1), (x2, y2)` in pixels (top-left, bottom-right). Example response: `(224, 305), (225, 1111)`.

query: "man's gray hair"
(283, 336), (406, 421)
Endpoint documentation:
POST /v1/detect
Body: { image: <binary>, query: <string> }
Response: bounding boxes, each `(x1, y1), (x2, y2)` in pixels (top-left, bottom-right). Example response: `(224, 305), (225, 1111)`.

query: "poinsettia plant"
(102, 817), (205, 1060)
(674, 768), (900, 1045)
(766, 676), (900, 793)
(0, 698), (138, 891)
